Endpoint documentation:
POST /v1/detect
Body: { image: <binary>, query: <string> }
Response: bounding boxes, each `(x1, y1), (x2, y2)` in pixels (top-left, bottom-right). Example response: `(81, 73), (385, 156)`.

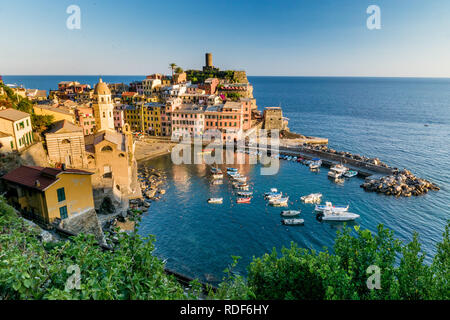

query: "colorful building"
(75, 106), (96, 135)
(1, 165), (94, 224)
(0, 108), (34, 151)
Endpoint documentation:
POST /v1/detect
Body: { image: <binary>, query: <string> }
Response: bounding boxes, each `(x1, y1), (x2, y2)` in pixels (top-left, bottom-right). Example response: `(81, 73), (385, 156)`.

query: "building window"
(57, 187), (66, 202)
(59, 206), (68, 219)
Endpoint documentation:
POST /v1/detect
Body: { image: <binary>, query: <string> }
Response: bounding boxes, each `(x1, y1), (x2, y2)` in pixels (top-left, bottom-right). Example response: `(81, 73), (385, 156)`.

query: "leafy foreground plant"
(1, 196), (448, 300)
(213, 224), (449, 300)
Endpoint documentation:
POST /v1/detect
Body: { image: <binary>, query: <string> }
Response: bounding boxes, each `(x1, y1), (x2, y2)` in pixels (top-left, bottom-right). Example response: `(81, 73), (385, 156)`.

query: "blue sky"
(1, 0), (449, 77)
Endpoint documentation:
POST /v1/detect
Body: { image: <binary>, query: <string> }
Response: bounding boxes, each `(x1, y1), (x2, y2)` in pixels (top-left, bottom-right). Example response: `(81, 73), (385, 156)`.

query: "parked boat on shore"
(315, 201), (349, 213)
(281, 210), (301, 217)
(282, 218), (304, 225)
(301, 193), (322, 203)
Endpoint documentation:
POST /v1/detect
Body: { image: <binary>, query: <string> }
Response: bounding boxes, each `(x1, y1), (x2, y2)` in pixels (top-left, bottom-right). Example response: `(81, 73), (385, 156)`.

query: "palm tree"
(169, 63), (177, 78)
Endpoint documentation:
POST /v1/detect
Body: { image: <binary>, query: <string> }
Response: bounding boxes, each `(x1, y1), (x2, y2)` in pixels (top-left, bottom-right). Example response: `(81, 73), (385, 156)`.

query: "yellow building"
(123, 103), (162, 135)
(2, 165), (94, 224)
(33, 104), (76, 123)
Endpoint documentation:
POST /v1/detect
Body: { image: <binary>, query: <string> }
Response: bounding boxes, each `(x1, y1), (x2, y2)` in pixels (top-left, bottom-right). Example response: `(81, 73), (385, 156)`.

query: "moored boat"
(269, 197), (289, 207)
(282, 218), (304, 225)
(207, 197), (223, 204)
(328, 164), (348, 178)
(236, 191), (253, 196)
(281, 210), (301, 217)
(212, 173), (223, 180)
(315, 201), (349, 213)
(236, 197), (251, 204)
(318, 210), (360, 221)
(344, 170), (358, 178)
(227, 167), (238, 172)
(301, 193), (322, 203)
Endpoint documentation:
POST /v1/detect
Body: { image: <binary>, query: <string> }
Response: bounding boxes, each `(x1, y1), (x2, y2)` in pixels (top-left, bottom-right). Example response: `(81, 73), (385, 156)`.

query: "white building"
(92, 78), (115, 132)
(0, 108), (33, 152)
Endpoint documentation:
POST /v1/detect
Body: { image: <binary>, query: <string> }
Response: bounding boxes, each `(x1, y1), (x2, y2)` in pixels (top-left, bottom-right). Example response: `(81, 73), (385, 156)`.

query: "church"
(45, 78), (140, 207)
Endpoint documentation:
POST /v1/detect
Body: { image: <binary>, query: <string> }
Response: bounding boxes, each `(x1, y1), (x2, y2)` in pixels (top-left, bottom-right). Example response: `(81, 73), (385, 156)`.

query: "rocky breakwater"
(137, 166), (167, 202)
(361, 169), (439, 197)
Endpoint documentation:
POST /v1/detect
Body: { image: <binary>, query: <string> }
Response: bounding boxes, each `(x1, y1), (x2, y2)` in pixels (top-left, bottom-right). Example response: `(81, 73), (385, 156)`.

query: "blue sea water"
(4, 75), (450, 284)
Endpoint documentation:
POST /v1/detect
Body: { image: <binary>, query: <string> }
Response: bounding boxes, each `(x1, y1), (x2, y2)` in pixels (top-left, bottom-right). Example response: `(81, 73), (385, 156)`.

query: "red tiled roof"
(122, 92), (137, 97)
(1, 165), (92, 192)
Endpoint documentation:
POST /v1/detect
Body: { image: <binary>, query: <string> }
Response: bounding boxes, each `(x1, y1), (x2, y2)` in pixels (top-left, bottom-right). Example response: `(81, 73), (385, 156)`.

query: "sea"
(3, 75), (450, 285)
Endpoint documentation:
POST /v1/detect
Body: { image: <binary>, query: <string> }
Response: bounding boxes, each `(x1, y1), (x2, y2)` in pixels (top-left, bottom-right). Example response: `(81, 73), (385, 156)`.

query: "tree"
(174, 66), (184, 74)
(169, 63), (177, 79)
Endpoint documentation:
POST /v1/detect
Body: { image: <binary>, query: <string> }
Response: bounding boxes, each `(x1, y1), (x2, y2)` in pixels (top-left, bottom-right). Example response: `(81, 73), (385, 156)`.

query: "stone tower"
(205, 53), (213, 68)
(93, 78), (115, 132)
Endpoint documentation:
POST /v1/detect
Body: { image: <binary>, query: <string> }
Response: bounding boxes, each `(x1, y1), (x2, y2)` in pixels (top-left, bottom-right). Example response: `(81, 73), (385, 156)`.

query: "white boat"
(232, 176), (247, 183)
(212, 180), (223, 185)
(315, 201), (349, 213)
(328, 164), (349, 178)
(264, 188), (278, 196)
(207, 198), (223, 204)
(266, 193), (282, 201)
(281, 210), (301, 217)
(282, 218), (304, 225)
(301, 193), (322, 203)
(269, 197), (289, 207)
(236, 191), (253, 196)
(344, 170), (358, 178)
(319, 210), (360, 221)
(212, 173), (223, 180)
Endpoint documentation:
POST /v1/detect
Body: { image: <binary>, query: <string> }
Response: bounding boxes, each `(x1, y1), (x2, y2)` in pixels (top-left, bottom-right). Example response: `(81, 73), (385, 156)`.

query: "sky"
(1, 0), (450, 77)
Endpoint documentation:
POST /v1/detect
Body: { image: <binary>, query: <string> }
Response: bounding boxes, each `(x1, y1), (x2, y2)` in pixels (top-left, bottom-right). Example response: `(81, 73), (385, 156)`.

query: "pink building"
(75, 106), (96, 135)
(161, 98), (181, 137)
(171, 104), (205, 139)
(113, 104), (126, 132)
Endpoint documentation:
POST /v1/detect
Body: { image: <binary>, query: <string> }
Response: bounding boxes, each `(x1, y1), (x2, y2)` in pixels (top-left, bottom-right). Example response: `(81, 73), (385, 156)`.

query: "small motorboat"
(315, 201), (349, 213)
(236, 191), (253, 196)
(227, 167), (238, 172)
(212, 180), (223, 185)
(281, 210), (301, 217)
(210, 167), (222, 174)
(301, 193), (322, 203)
(233, 176), (247, 183)
(344, 170), (358, 178)
(309, 158), (322, 170)
(318, 210), (360, 221)
(266, 193), (282, 201)
(282, 218), (304, 225)
(269, 197), (289, 207)
(328, 164), (348, 179)
(236, 197), (251, 204)
(212, 173), (223, 180)
(207, 198), (223, 204)
(264, 188), (278, 196)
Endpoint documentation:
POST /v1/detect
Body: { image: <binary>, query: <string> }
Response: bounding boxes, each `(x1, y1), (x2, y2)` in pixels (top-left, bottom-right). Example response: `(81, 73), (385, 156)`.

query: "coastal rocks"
(137, 166), (167, 202)
(361, 169), (439, 197)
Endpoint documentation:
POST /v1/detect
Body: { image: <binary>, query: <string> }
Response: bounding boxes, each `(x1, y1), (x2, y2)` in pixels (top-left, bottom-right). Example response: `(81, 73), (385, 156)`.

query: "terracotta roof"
(47, 120), (83, 134)
(122, 92), (138, 97)
(1, 165), (92, 192)
(0, 108), (30, 121)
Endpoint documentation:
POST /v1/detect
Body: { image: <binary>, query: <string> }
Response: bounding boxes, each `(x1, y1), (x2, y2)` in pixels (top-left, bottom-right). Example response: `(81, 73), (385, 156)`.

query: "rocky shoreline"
(361, 169), (439, 197)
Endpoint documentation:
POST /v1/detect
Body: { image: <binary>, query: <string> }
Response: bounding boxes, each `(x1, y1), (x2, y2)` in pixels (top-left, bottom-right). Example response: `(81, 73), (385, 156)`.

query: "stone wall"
(59, 208), (106, 245)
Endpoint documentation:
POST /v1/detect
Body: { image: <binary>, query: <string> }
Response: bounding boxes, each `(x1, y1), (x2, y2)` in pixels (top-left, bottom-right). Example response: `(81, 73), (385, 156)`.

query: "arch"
(87, 154), (95, 160)
(101, 145), (113, 152)
(61, 139), (71, 144)
(118, 153), (125, 158)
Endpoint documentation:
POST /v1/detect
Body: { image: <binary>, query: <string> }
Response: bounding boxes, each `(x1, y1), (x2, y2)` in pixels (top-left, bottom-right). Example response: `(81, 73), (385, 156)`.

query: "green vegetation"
(0, 83), (53, 132)
(0, 196), (448, 300)
(186, 69), (240, 84)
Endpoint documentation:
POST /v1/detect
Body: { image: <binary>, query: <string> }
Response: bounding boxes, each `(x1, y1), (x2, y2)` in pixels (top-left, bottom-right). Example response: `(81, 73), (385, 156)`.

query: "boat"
(315, 201), (349, 213)
(328, 164), (348, 178)
(282, 218), (304, 225)
(210, 167), (222, 174)
(309, 158), (322, 170)
(227, 167), (238, 172)
(236, 197), (251, 204)
(212, 173), (223, 180)
(318, 210), (360, 221)
(236, 191), (253, 196)
(233, 177), (247, 183)
(269, 197), (289, 207)
(300, 193), (322, 203)
(212, 179), (223, 185)
(281, 210), (301, 217)
(233, 183), (249, 190)
(207, 198), (223, 204)
(344, 170), (358, 178)
(266, 193), (282, 200)
(264, 188), (278, 196)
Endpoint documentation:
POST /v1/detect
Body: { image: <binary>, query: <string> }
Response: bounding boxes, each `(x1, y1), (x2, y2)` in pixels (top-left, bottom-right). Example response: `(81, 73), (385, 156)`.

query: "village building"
(26, 89), (47, 101)
(0, 108), (33, 152)
(1, 165), (94, 224)
(45, 120), (87, 168)
(263, 107), (288, 131)
(33, 104), (76, 123)
(75, 106), (96, 135)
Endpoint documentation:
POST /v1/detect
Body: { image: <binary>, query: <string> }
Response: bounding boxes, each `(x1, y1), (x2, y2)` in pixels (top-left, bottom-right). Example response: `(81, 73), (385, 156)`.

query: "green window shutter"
(59, 206), (68, 219)
(57, 188), (66, 202)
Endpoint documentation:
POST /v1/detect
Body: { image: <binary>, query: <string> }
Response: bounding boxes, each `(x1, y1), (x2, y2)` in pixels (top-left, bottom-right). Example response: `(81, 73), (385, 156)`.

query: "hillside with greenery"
(0, 84), (53, 132)
(0, 197), (448, 300)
